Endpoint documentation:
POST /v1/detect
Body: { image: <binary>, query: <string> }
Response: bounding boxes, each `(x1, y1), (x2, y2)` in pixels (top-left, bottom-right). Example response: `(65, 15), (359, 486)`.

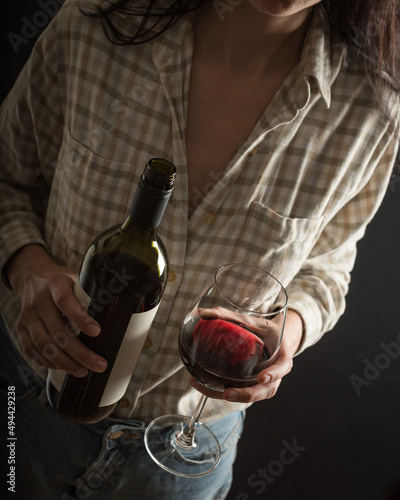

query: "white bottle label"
(48, 368), (67, 393)
(99, 304), (159, 407)
(48, 280), (160, 407)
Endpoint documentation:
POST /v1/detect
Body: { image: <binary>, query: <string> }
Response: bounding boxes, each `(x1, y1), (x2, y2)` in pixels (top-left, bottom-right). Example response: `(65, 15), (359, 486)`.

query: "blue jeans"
(0, 316), (244, 500)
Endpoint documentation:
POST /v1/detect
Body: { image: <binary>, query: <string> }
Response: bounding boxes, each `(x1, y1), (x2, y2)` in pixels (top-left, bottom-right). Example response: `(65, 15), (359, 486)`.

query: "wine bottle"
(46, 158), (176, 424)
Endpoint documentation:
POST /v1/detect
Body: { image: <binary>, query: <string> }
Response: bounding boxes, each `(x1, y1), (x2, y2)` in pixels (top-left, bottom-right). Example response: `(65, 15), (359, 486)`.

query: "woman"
(0, 0), (399, 498)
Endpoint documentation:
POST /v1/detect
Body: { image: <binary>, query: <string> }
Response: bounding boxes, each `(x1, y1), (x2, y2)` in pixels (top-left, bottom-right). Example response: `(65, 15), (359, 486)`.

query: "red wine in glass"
(179, 317), (270, 391)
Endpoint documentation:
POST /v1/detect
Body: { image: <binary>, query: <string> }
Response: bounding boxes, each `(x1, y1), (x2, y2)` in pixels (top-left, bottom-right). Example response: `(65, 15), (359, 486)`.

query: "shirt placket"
(115, 35), (192, 417)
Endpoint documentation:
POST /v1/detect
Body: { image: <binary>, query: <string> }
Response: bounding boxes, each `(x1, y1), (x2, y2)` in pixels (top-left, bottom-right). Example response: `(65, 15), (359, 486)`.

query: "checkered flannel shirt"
(0, 0), (399, 420)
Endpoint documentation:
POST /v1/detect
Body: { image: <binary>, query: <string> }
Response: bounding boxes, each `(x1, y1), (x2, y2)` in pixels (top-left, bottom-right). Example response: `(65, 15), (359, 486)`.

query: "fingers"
(18, 307), (107, 377)
(18, 324), (58, 371)
(257, 350), (293, 385)
(48, 272), (101, 337)
(190, 343), (294, 404)
(223, 379), (283, 403)
(191, 378), (283, 403)
(17, 319), (89, 377)
(17, 272), (106, 376)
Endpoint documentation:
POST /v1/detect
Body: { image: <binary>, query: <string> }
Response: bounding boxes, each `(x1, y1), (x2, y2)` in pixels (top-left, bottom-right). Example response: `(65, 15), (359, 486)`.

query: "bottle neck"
(125, 179), (172, 231)
(120, 217), (158, 238)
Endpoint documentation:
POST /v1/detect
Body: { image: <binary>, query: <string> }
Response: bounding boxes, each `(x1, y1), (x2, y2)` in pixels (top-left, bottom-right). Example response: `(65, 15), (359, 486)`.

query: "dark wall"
(228, 188), (400, 500)
(2, 2), (400, 499)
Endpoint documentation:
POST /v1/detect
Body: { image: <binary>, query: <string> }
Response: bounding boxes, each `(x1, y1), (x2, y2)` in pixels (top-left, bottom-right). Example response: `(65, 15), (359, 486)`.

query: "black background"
(1, 2), (400, 499)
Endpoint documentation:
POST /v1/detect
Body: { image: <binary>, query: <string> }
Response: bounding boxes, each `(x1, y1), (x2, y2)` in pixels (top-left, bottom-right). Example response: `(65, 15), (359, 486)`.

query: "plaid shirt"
(0, 0), (399, 421)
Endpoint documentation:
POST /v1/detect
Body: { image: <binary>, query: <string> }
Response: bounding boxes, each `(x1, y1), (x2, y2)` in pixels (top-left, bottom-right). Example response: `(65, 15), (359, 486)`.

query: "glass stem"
(174, 395), (208, 449)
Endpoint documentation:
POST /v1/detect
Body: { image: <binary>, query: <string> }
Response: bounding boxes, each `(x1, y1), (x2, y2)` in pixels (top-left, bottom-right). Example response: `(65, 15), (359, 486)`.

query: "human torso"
(185, 52), (299, 214)
(1, 2), (397, 423)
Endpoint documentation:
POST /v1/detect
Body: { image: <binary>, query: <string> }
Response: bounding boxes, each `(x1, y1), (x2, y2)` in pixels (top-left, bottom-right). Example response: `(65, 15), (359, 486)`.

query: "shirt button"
(203, 212), (216, 224)
(144, 337), (153, 349)
(119, 397), (130, 408)
(109, 430), (124, 440)
(168, 270), (176, 282)
(248, 146), (258, 156)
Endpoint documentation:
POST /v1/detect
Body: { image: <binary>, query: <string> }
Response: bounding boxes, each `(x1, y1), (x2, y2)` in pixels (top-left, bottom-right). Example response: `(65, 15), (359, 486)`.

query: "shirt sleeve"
(288, 124), (399, 354)
(0, 17), (63, 285)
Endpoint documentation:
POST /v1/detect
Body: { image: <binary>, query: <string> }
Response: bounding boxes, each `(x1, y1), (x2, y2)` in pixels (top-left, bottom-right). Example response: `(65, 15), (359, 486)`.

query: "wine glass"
(144, 263), (288, 477)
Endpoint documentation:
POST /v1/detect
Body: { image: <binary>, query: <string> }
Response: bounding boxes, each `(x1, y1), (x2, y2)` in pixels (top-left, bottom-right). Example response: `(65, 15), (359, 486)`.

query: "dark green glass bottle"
(46, 158), (176, 423)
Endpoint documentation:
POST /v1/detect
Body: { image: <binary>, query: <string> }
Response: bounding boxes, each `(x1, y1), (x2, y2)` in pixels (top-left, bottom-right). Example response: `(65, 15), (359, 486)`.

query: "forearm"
(0, 17), (63, 287)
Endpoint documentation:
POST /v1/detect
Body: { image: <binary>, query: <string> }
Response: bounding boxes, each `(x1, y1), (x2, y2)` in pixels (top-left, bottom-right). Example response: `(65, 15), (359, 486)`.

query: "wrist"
(284, 309), (304, 356)
(4, 244), (53, 295)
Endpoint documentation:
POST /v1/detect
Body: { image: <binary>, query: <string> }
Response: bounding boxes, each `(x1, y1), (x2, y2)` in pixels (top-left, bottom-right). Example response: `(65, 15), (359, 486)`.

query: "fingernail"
(87, 323), (100, 336)
(226, 391), (238, 402)
(261, 374), (271, 384)
(95, 360), (107, 372)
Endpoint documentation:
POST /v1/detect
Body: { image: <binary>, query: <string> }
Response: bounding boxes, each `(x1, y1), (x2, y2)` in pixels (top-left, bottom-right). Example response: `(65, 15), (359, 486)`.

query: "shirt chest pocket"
(233, 202), (326, 286)
(53, 130), (140, 257)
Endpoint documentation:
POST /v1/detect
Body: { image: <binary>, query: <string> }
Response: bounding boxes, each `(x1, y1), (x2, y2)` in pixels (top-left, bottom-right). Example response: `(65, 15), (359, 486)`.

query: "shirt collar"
(151, 11), (194, 68)
(151, 3), (345, 109)
(295, 4), (346, 110)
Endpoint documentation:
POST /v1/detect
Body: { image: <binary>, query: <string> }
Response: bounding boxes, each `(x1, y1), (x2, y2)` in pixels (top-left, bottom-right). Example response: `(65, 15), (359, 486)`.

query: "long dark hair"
(82, 0), (400, 96)
(82, 0), (205, 45)
(323, 0), (400, 92)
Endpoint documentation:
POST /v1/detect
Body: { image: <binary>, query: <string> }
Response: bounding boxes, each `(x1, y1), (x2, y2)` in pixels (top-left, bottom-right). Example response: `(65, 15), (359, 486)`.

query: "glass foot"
(144, 414), (221, 478)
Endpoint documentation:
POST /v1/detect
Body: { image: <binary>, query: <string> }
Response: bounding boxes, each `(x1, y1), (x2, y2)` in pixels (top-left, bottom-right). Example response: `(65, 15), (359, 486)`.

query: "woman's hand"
(190, 310), (303, 403)
(5, 244), (107, 377)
